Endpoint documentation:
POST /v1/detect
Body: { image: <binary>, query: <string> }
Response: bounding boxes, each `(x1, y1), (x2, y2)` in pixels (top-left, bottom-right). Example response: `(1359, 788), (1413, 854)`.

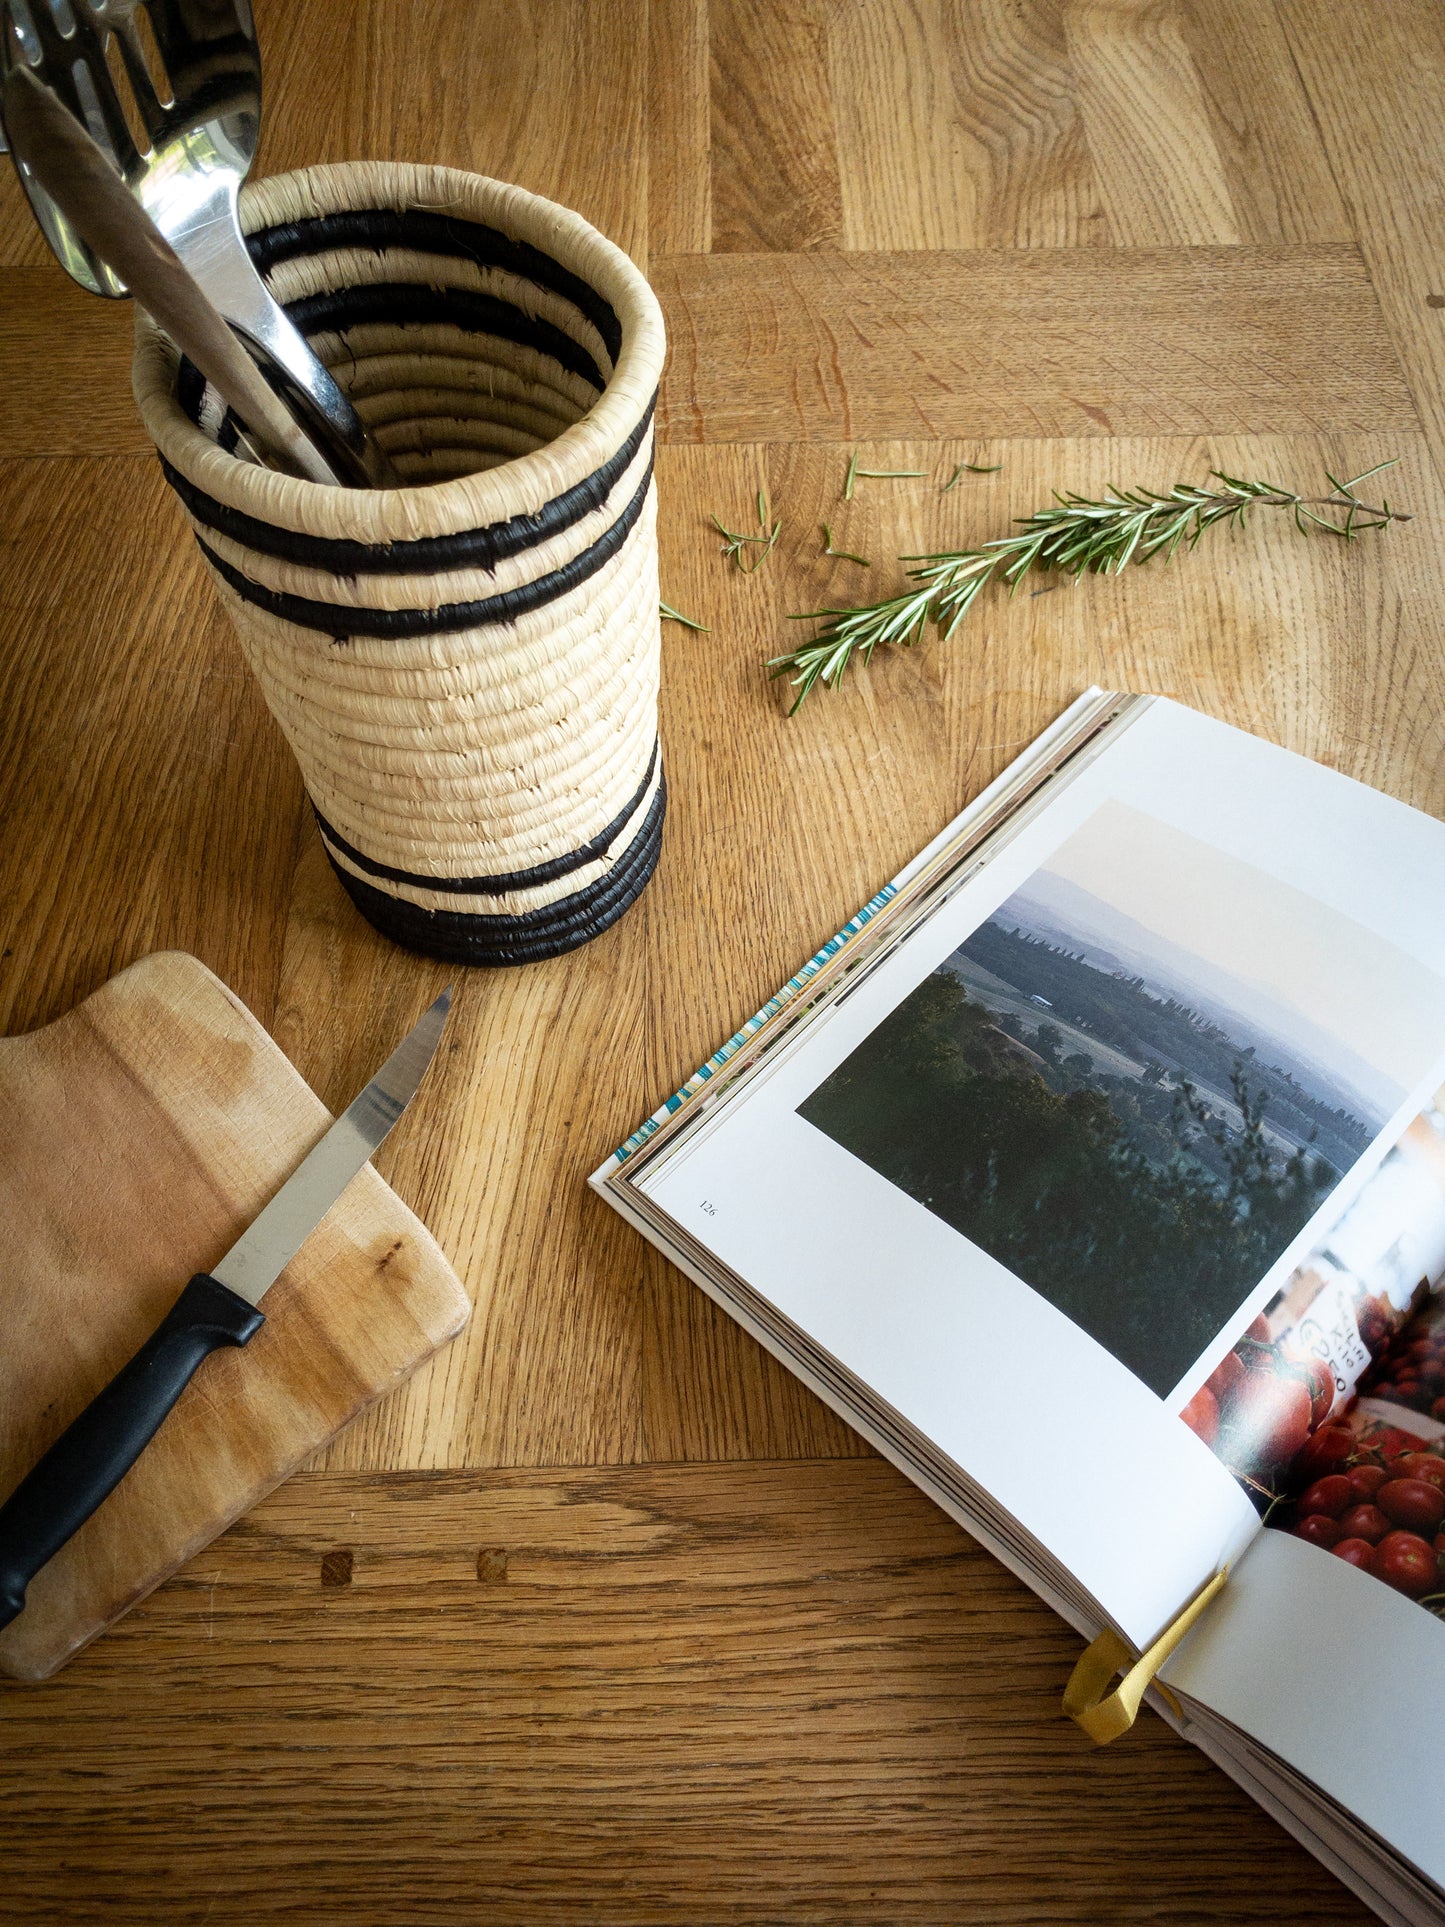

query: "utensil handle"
(191, 221), (396, 491)
(0, 68), (343, 485)
(0, 1274), (263, 1631)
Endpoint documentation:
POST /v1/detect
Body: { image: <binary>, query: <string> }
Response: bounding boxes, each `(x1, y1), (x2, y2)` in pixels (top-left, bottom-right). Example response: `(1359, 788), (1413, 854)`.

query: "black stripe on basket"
(195, 454), (653, 637)
(245, 206), (623, 367)
(285, 284), (607, 391)
(160, 394), (655, 579)
(196, 452), (655, 635)
(326, 774), (666, 967)
(313, 740), (659, 895)
(176, 284), (606, 433)
(175, 281), (605, 456)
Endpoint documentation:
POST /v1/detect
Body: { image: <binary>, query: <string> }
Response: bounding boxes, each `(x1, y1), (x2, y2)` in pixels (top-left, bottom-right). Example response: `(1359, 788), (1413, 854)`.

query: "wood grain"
(0, 272), (146, 458)
(0, 1464), (1374, 1924)
(0, 953), (469, 1680)
(831, 0), (1106, 251)
(0, 454), (302, 1030)
(710, 0), (842, 251)
(1280, 0), (1445, 484)
(1063, 0), (1240, 246)
(0, 0), (1440, 1912)
(655, 244), (1413, 444)
(255, 0), (651, 264)
(1177, 0), (1351, 246)
(650, 0), (712, 255)
(0, 167), (53, 268)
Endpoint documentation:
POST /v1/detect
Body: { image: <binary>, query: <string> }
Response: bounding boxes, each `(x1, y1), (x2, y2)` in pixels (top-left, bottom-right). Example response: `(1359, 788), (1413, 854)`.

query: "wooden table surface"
(2, 2), (1441, 1919)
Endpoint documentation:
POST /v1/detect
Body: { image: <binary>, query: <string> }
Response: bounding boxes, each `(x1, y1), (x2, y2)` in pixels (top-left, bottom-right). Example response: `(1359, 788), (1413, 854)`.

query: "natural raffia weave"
(133, 162), (667, 966)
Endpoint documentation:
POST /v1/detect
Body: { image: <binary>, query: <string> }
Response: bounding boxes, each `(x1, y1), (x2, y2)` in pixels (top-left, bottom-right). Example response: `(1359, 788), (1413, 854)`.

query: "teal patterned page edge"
(605, 685), (1125, 1170)
(608, 881), (900, 1166)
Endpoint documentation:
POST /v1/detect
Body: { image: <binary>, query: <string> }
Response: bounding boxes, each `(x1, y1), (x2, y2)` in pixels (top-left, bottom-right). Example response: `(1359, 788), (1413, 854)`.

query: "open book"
(592, 690), (1445, 1927)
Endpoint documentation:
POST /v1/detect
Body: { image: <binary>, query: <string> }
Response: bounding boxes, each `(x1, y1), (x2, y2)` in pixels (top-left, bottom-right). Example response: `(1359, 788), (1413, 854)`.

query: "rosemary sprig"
(660, 600), (710, 631)
(771, 463), (1409, 713)
(711, 489), (780, 574)
(821, 522), (870, 566)
(941, 460), (1003, 491)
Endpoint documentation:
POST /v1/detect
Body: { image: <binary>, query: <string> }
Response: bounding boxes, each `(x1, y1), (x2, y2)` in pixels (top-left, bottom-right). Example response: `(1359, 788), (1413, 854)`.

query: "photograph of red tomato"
(1180, 1091), (1445, 1621)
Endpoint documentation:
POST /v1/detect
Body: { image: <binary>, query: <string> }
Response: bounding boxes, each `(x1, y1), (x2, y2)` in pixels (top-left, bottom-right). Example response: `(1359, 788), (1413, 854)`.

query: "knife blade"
(0, 989), (451, 1631)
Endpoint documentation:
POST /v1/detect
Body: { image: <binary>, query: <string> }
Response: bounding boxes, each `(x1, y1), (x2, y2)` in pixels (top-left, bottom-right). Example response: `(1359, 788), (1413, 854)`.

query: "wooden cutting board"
(0, 952), (471, 1681)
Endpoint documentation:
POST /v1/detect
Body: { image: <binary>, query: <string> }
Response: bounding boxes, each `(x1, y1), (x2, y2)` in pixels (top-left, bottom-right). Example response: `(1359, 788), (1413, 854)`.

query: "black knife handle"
(0, 1273), (264, 1631)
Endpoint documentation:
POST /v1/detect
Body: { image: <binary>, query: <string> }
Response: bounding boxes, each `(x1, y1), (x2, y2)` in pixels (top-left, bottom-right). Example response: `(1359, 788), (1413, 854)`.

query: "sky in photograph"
(1000, 799), (1445, 1099)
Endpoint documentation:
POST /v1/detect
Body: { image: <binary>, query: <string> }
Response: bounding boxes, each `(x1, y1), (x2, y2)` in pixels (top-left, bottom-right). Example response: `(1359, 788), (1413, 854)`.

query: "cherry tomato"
(1338, 1503), (1390, 1545)
(1347, 1464), (1389, 1500)
(1297, 1476), (1353, 1519)
(1433, 1396), (1445, 1420)
(1179, 1385), (1219, 1446)
(1294, 1427), (1355, 1479)
(1377, 1479), (1445, 1532)
(1395, 1454), (1445, 1493)
(1332, 1538), (1376, 1570)
(1246, 1313), (1271, 1343)
(1294, 1514), (1342, 1549)
(1373, 1531), (1440, 1598)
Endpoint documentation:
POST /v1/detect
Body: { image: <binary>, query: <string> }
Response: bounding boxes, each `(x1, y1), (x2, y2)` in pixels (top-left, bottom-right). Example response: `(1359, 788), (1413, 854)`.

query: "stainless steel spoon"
(0, 0), (393, 488)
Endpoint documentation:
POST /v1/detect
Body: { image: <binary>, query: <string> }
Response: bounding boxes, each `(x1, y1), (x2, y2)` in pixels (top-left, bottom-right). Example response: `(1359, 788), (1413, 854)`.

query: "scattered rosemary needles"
(711, 491), (781, 573)
(770, 463), (1410, 714)
(941, 460), (1003, 491)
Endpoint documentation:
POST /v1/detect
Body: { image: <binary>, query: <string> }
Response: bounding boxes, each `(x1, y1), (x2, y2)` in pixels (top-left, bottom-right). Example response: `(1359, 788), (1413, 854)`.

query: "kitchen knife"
(0, 989), (451, 1631)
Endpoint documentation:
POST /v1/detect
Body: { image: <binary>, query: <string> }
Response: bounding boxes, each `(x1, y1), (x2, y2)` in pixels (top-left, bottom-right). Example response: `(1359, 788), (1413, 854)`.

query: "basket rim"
(132, 160), (665, 546)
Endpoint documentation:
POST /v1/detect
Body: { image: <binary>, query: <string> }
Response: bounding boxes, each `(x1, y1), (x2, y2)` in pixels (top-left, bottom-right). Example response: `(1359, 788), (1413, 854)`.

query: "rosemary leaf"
(660, 600), (710, 632)
(941, 460), (1004, 491)
(843, 447), (928, 498)
(821, 522), (871, 567)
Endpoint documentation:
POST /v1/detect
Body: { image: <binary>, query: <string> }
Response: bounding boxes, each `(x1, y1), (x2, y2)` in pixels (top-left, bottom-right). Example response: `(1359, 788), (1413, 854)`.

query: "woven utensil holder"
(133, 162), (667, 967)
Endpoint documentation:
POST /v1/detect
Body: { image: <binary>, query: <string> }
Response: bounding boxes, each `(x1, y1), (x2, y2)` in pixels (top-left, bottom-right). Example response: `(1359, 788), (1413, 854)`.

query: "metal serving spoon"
(0, 0), (392, 488)
(2, 60), (356, 481)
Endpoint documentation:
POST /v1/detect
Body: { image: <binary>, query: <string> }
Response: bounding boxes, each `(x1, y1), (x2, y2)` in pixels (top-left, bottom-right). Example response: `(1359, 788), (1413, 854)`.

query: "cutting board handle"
(0, 1274), (264, 1629)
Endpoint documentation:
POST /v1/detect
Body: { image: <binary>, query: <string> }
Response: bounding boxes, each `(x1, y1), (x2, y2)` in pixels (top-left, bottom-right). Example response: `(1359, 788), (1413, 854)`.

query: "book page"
(1161, 1527), (1445, 1892)
(638, 700), (1445, 1649)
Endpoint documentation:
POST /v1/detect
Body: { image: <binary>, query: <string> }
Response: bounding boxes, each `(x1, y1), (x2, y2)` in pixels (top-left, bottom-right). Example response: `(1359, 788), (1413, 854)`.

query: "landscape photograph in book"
(798, 800), (1443, 1396)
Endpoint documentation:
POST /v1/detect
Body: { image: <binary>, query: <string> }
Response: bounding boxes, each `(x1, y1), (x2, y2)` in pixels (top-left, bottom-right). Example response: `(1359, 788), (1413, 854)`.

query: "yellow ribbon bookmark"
(1063, 1566), (1229, 1744)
